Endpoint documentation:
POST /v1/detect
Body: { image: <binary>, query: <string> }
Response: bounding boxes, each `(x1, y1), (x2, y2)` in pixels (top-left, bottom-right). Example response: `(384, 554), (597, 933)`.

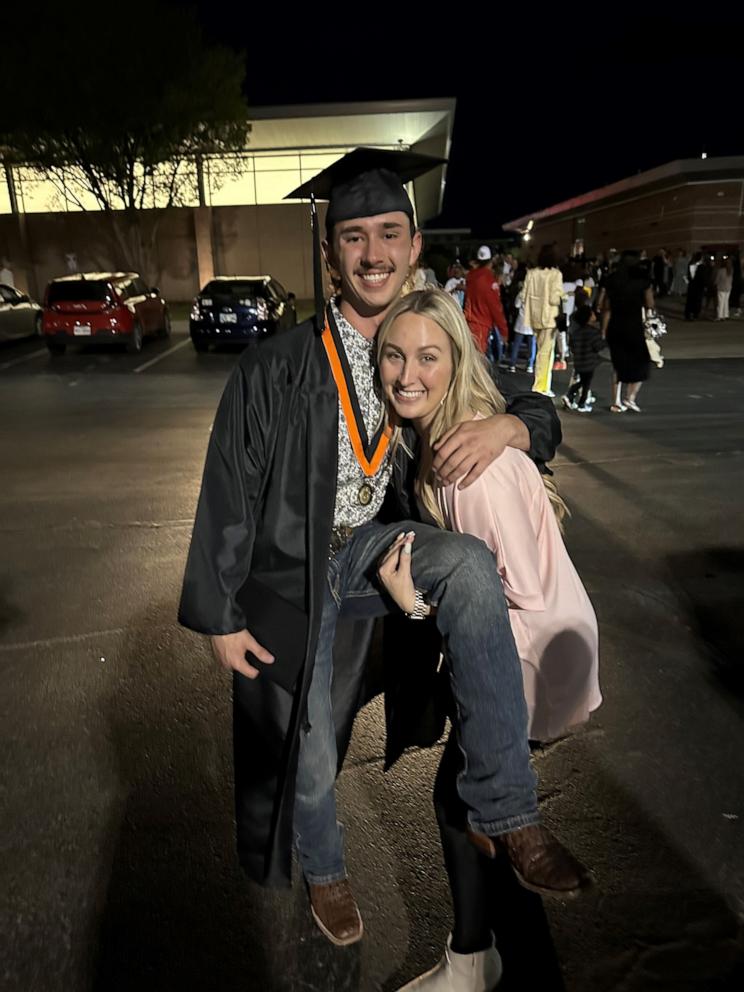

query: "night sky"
(187, 6), (744, 234)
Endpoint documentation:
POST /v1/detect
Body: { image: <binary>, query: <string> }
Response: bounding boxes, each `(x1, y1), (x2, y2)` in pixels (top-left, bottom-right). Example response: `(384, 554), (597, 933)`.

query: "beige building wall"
(0, 202), (327, 301)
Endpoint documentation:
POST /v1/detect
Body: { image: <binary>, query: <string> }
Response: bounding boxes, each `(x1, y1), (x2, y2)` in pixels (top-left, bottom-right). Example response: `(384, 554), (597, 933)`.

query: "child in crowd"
(562, 305), (606, 413)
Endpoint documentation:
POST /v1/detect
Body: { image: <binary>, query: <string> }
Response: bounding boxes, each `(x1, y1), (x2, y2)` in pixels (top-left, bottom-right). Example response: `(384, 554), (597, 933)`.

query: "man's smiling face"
(325, 211), (422, 319)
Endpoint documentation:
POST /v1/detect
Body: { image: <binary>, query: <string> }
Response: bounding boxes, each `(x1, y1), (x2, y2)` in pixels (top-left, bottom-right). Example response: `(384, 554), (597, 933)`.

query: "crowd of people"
(648, 247), (743, 317)
(429, 244), (677, 415)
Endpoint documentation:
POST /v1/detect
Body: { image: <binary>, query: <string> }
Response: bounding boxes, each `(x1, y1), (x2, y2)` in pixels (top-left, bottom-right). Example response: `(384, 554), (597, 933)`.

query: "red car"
(42, 272), (171, 354)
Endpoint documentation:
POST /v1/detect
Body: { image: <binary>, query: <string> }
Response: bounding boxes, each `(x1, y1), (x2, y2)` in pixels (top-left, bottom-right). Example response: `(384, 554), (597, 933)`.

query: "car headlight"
(256, 299), (269, 320)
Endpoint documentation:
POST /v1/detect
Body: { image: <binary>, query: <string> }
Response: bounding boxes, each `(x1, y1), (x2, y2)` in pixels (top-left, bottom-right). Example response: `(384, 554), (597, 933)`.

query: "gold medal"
(358, 483), (373, 506)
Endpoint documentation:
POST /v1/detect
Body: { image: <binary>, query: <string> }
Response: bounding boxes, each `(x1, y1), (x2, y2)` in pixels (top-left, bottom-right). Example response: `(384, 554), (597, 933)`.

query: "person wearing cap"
(463, 247), (509, 359)
(179, 149), (580, 949)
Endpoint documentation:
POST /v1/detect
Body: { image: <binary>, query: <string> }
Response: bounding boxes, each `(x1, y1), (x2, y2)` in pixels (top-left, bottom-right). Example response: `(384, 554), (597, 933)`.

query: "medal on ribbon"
(321, 308), (391, 501)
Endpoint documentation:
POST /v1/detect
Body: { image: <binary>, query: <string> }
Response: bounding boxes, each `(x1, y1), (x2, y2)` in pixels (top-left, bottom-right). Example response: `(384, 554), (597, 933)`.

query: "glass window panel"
(299, 151), (348, 171)
(254, 169), (302, 205)
(15, 168), (66, 213)
(0, 171), (11, 214)
(59, 176), (103, 211)
(299, 150), (353, 186)
(253, 154), (301, 172)
(206, 156), (256, 206)
(149, 161), (199, 208)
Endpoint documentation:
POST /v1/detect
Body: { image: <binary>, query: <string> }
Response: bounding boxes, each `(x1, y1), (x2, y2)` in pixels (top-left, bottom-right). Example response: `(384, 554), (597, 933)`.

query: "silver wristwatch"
(405, 588), (431, 620)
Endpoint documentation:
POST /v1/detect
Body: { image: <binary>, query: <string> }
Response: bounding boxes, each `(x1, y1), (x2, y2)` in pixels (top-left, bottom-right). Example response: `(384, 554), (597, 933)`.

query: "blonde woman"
(376, 289), (600, 992)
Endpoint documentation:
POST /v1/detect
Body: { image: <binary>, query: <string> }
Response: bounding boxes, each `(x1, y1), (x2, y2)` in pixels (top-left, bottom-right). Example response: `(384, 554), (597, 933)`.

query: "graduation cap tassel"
(310, 192), (325, 328)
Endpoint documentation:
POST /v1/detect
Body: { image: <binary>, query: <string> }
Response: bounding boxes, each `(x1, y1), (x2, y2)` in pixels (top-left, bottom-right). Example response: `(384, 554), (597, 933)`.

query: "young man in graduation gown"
(178, 149), (588, 948)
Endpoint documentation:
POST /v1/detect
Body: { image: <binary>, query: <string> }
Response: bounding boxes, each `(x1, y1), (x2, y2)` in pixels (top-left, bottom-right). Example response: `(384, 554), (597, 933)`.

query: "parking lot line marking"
(0, 627), (126, 652)
(133, 337), (191, 373)
(0, 347), (48, 371)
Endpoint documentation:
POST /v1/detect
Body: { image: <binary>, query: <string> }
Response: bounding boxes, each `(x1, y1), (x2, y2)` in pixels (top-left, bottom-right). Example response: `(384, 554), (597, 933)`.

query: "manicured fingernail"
(406, 531), (415, 538)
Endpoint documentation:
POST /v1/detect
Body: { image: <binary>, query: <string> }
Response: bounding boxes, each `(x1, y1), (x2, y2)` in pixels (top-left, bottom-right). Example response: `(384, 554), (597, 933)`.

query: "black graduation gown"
(178, 316), (562, 888)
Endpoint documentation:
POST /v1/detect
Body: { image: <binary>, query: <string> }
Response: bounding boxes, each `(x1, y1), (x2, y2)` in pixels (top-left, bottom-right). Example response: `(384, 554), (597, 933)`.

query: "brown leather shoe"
(308, 879), (363, 946)
(467, 823), (592, 899)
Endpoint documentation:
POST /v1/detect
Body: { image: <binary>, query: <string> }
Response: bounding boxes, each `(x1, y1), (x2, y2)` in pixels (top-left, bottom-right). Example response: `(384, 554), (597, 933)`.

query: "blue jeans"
(293, 519), (539, 884)
(509, 333), (537, 368)
(486, 328), (504, 365)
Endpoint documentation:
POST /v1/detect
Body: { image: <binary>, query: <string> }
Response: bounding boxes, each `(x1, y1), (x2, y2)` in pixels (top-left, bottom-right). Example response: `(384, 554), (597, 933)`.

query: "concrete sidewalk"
(657, 299), (744, 360)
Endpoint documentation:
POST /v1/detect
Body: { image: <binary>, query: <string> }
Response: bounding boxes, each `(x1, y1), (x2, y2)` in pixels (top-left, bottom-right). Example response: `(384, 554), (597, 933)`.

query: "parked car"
(0, 283), (42, 341)
(42, 272), (171, 355)
(189, 276), (296, 351)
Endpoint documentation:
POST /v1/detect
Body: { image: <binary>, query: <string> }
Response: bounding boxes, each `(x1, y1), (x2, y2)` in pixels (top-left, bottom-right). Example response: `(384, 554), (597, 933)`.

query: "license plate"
(219, 312), (238, 324)
(73, 325), (92, 336)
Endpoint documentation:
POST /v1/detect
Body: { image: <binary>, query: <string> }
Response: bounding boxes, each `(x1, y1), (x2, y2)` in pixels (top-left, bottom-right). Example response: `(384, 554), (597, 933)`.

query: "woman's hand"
(377, 531), (416, 614)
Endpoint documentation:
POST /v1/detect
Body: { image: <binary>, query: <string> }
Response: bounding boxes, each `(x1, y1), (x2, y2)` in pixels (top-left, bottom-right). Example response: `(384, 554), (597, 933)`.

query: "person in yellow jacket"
(521, 244), (566, 395)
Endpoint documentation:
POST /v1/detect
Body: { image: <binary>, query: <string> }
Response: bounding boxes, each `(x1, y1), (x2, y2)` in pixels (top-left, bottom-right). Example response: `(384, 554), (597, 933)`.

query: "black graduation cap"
(285, 147), (446, 323)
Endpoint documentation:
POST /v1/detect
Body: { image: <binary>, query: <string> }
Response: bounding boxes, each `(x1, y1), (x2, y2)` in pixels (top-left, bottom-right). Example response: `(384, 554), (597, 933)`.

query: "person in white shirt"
(715, 258), (733, 320)
(444, 263), (466, 309)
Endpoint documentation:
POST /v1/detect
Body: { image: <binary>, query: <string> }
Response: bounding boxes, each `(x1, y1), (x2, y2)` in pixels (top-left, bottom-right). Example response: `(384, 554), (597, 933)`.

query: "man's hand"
(432, 414), (529, 489)
(210, 629), (275, 680)
(377, 531), (416, 614)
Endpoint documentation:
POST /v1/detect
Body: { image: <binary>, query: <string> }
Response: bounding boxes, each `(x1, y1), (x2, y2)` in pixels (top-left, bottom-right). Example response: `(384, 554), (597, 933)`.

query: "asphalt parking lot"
(2, 313), (744, 992)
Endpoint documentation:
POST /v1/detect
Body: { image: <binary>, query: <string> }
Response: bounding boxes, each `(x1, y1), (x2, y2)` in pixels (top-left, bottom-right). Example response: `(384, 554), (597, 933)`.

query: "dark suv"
(42, 272), (170, 354)
(189, 276), (296, 351)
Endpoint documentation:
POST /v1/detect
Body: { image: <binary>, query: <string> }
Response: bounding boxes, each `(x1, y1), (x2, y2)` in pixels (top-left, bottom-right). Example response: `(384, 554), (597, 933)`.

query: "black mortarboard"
(285, 148), (446, 324)
(287, 147), (446, 231)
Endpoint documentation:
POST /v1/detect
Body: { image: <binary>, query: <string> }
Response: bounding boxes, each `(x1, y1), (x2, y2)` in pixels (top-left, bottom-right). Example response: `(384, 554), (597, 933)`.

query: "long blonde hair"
(377, 288), (568, 528)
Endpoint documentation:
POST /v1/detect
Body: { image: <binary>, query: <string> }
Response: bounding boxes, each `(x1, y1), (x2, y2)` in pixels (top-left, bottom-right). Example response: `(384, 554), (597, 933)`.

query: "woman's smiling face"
(378, 312), (453, 430)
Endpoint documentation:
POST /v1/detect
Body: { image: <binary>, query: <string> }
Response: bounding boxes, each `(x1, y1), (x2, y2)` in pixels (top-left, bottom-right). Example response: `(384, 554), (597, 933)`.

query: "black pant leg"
(433, 733), (492, 953)
(579, 369), (594, 406)
(433, 733), (567, 987)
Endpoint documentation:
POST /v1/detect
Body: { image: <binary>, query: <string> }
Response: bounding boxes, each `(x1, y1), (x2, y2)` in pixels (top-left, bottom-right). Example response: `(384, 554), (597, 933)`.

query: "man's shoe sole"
(310, 904), (364, 946)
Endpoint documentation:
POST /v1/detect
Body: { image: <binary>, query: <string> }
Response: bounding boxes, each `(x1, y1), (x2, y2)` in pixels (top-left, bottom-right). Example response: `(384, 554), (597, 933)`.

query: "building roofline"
(503, 155), (744, 231)
(248, 98), (457, 120)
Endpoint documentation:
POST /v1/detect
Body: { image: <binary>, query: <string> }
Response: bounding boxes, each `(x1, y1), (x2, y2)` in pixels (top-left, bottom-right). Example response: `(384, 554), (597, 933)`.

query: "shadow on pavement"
(86, 590), (744, 992)
(666, 547), (744, 698)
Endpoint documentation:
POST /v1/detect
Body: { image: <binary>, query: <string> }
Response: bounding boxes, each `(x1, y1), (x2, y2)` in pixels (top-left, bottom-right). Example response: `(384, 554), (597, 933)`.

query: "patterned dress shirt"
(330, 299), (394, 529)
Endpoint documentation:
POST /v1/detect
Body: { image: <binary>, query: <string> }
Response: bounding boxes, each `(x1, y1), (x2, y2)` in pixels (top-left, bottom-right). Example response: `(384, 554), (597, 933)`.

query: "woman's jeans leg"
(293, 582), (346, 885)
(343, 522), (539, 836)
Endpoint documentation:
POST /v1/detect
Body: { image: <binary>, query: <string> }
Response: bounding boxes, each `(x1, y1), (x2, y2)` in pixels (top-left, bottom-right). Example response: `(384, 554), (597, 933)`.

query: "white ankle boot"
(396, 933), (502, 991)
